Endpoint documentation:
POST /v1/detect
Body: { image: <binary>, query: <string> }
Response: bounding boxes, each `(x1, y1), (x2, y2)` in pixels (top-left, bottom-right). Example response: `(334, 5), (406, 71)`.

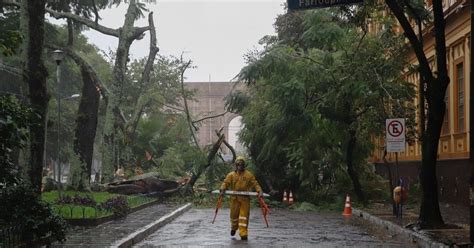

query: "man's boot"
(230, 230), (236, 236)
(241, 236), (247, 240)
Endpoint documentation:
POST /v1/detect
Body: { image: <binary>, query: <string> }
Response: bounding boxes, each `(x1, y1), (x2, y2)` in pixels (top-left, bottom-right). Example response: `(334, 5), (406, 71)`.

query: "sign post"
(386, 118), (406, 219)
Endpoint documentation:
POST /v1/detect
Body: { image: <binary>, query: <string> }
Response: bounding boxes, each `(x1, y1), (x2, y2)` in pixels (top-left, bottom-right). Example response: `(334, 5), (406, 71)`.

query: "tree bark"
(21, 0), (49, 194)
(43, 45), (102, 190)
(71, 52), (101, 190)
(346, 129), (366, 204)
(102, 0), (150, 181)
(124, 12), (159, 145)
(186, 132), (225, 192)
(419, 78), (446, 228)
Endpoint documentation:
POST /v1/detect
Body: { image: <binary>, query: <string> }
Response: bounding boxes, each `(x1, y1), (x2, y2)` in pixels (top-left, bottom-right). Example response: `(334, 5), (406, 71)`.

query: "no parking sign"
(386, 118), (405, 152)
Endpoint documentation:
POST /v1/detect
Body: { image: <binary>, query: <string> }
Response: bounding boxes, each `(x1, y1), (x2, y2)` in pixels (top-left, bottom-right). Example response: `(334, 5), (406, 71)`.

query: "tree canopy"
(230, 9), (415, 203)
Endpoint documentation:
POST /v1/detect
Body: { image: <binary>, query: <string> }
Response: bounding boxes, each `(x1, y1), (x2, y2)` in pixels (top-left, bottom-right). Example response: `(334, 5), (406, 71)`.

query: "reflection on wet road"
(134, 208), (413, 247)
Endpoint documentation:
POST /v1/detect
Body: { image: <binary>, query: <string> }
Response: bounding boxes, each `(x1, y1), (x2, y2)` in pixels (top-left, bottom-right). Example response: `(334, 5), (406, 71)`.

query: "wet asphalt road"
(134, 208), (415, 247)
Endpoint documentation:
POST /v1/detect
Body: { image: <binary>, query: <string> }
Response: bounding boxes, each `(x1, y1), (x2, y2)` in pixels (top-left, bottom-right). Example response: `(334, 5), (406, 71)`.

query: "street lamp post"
(52, 49), (64, 196)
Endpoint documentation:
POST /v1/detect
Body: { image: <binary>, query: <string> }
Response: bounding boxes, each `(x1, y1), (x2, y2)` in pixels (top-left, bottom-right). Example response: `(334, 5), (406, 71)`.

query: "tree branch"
(46, 7), (120, 37)
(179, 59), (199, 147)
(0, 61), (25, 78)
(385, 0), (433, 83)
(124, 11), (160, 142)
(0, 0), (20, 8)
(92, 0), (100, 23)
(131, 26), (151, 41)
(140, 12), (159, 86)
(46, 44), (127, 129)
(432, 0), (448, 84)
(193, 111), (228, 124)
(218, 129), (236, 161)
(159, 102), (185, 112)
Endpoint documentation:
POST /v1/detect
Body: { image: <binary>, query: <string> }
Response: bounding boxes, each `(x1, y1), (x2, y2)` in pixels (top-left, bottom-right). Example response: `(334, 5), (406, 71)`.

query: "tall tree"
(20, 0), (49, 193)
(233, 10), (414, 203)
(384, 0), (448, 228)
(67, 48), (102, 190)
(46, 0), (158, 182)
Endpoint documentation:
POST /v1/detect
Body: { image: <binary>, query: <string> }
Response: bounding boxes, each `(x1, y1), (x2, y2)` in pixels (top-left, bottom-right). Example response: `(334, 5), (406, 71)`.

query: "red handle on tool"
(212, 194), (223, 224)
(258, 196), (270, 227)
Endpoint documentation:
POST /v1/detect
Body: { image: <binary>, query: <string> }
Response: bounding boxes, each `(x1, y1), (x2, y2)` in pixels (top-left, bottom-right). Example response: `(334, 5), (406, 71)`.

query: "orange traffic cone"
(288, 191), (294, 205)
(282, 190), (288, 203)
(342, 194), (352, 216)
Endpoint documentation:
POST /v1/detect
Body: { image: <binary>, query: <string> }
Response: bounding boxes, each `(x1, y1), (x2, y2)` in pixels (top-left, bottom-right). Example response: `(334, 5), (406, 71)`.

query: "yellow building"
(371, 0), (471, 206)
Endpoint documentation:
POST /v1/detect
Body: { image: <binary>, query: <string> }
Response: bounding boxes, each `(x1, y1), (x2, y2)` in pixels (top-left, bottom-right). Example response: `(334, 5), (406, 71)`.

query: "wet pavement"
(52, 203), (182, 247)
(134, 208), (416, 247)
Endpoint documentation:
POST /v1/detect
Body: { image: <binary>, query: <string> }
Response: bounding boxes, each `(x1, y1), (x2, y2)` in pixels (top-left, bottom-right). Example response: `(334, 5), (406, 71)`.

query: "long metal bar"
(211, 190), (270, 197)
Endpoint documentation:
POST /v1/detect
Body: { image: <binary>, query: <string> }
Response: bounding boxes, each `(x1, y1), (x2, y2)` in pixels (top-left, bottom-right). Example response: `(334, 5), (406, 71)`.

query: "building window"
(455, 62), (465, 132)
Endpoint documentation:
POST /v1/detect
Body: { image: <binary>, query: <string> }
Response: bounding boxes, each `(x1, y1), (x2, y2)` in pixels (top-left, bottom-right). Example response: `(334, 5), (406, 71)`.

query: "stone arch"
(184, 81), (247, 157)
(224, 114), (245, 156)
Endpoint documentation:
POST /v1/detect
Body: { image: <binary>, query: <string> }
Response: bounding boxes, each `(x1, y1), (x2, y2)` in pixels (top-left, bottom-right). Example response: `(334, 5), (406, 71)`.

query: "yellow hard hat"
(236, 156), (245, 162)
(235, 156), (246, 166)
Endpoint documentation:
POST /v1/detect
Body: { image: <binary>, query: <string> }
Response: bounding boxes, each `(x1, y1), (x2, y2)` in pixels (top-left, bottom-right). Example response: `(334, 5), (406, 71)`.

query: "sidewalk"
(52, 203), (192, 248)
(354, 202), (470, 247)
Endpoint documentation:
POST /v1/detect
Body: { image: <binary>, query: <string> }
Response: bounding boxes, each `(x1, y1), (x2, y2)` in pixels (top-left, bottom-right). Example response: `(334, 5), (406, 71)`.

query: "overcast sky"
(83, 0), (287, 82)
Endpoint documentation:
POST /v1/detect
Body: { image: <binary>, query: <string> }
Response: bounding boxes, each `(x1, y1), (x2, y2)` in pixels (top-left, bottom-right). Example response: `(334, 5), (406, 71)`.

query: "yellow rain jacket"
(220, 170), (262, 238)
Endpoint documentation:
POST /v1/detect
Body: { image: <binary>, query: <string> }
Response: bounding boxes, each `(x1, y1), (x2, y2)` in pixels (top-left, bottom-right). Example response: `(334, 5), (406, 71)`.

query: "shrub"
(0, 183), (69, 246)
(72, 194), (97, 207)
(0, 96), (32, 185)
(100, 196), (130, 217)
(55, 194), (97, 207)
(0, 96), (69, 246)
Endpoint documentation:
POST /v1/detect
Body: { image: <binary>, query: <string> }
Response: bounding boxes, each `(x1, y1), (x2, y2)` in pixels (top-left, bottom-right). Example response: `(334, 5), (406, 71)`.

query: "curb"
(111, 203), (192, 248)
(352, 208), (449, 248)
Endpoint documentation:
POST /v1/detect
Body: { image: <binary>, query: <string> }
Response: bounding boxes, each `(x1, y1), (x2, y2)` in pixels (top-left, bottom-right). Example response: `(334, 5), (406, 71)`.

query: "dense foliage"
(229, 10), (415, 204)
(0, 96), (32, 185)
(0, 183), (68, 246)
(0, 96), (68, 246)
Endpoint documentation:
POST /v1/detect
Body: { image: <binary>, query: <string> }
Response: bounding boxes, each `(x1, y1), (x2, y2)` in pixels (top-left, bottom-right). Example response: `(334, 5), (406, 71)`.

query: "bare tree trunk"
(71, 53), (101, 190)
(419, 79), (446, 228)
(385, 0), (448, 228)
(102, 0), (149, 181)
(21, 0), (49, 194)
(346, 129), (366, 204)
(185, 132), (225, 192)
(124, 12), (159, 144)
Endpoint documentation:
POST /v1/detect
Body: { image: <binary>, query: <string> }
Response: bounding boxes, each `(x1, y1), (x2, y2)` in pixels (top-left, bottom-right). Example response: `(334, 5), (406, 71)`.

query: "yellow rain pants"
(230, 195), (250, 237)
(220, 170), (262, 238)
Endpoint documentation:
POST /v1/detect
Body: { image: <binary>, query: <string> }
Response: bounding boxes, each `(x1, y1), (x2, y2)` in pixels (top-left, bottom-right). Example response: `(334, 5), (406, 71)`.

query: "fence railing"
(0, 225), (22, 248)
(53, 194), (156, 219)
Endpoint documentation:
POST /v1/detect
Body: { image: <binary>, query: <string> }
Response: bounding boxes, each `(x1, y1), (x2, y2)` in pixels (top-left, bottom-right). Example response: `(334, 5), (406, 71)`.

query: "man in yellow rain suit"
(220, 156), (263, 240)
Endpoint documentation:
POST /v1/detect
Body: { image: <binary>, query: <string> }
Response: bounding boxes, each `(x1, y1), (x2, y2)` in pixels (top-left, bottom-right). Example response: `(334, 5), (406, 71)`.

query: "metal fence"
(53, 194), (156, 219)
(0, 225), (22, 248)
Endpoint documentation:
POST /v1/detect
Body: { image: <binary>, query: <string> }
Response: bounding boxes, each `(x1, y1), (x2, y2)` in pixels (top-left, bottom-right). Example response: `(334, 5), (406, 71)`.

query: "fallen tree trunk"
(106, 174), (180, 195)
